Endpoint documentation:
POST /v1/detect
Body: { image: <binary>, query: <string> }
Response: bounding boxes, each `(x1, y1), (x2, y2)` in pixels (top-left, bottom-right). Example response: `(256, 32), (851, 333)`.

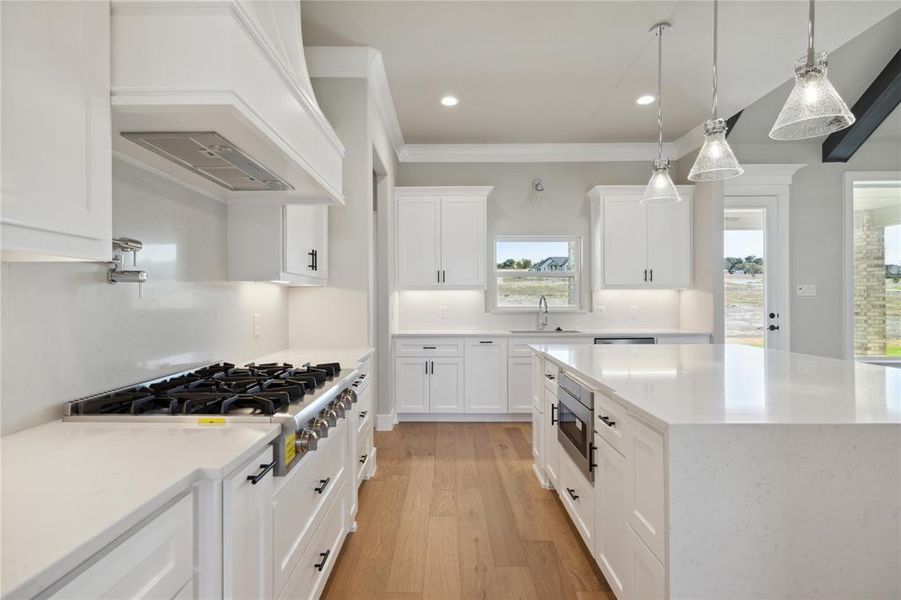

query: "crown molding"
(726, 164), (807, 188)
(398, 142), (683, 163)
(305, 46), (405, 159)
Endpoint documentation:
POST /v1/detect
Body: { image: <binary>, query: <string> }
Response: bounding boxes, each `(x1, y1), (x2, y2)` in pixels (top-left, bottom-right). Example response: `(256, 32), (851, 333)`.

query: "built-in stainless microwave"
(556, 371), (596, 482)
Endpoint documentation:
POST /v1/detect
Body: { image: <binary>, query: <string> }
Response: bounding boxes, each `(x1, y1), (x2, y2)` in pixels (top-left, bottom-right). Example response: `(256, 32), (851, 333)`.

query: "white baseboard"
(396, 412), (531, 422)
(532, 462), (550, 488)
(375, 413), (396, 431)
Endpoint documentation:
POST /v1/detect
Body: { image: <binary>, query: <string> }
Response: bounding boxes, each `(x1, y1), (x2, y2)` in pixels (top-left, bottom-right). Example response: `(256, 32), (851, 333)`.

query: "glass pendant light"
(641, 22), (681, 205)
(689, 0), (743, 181)
(769, 0), (855, 140)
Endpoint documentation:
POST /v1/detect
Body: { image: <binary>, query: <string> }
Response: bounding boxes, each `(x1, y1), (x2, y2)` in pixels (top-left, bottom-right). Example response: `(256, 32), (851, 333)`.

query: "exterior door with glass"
(723, 196), (786, 350)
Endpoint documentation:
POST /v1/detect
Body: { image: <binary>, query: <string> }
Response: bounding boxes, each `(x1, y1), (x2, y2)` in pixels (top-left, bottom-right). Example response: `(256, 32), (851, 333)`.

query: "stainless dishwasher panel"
(593, 337), (656, 344)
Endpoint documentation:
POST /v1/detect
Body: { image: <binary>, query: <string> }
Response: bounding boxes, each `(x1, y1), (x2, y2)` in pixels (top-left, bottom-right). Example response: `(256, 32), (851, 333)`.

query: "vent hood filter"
(121, 132), (293, 192)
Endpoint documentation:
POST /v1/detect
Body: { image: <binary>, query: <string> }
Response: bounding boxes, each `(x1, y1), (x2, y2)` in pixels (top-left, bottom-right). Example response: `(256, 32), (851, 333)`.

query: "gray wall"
(1, 160), (290, 434)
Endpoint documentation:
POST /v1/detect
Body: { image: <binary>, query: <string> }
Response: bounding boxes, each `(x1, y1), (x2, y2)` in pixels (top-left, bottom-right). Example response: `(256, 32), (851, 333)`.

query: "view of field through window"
(853, 183), (901, 358)
(724, 210), (766, 347)
(496, 239), (578, 308)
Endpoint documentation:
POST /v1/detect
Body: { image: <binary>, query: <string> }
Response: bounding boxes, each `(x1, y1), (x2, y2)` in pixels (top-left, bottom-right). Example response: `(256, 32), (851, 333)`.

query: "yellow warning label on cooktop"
(285, 432), (297, 464)
(197, 417), (226, 425)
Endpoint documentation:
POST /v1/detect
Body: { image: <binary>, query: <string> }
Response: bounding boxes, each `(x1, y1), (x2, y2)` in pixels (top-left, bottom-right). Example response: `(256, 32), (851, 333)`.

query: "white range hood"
(110, 0), (344, 204)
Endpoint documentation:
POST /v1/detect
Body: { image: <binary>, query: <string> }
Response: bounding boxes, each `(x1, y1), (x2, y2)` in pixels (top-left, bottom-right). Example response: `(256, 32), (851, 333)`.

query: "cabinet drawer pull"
(359, 410), (368, 419)
(545, 373), (555, 381)
(566, 487), (579, 501)
(314, 477), (331, 494)
(359, 454), (368, 464)
(479, 340), (493, 344)
(422, 346), (437, 350)
(599, 415), (616, 428)
(314, 549), (331, 571)
(247, 460), (275, 485)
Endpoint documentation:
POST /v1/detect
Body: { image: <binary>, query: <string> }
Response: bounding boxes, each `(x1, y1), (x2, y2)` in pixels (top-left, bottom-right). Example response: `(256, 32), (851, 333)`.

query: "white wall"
(0, 159), (289, 434)
(395, 161), (703, 331)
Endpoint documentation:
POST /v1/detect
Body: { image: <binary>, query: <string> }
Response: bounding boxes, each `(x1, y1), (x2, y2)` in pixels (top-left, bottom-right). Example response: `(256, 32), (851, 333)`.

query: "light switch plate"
(629, 305), (638, 319)
(253, 313), (262, 337)
(796, 284), (817, 297)
(439, 305), (448, 320)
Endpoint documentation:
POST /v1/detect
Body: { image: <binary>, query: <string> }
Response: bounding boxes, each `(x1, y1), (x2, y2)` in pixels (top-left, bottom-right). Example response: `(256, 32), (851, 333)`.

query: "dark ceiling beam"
(823, 49), (901, 163)
(725, 110), (743, 138)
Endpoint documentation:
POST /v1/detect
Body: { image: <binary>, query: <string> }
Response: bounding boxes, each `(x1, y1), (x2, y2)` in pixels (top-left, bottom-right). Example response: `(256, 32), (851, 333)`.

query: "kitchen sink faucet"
(536, 295), (549, 332)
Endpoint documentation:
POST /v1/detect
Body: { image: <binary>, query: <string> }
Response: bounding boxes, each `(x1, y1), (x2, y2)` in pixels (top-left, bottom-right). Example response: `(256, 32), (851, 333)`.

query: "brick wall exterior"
(853, 210), (886, 356)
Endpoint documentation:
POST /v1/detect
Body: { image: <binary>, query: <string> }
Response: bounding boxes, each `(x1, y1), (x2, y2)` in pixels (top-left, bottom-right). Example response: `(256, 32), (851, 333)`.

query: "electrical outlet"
(253, 313), (262, 337)
(796, 284), (817, 297)
(439, 305), (448, 320)
(596, 305), (606, 318)
(629, 305), (638, 319)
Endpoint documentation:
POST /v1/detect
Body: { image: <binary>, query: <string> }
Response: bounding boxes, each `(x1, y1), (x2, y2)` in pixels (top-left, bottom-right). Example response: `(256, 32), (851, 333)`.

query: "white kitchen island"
(530, 343), (901, 600)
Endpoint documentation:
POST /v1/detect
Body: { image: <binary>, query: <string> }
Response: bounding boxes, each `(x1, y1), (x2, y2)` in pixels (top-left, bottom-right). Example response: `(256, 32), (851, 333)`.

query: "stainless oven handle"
(589, 443), (597, 471)
(550, 403), (558, 425)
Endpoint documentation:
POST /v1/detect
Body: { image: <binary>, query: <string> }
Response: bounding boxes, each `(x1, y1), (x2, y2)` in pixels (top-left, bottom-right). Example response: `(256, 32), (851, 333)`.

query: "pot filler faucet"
(536, 295), (549, 332)
(108, 237), (148, 296)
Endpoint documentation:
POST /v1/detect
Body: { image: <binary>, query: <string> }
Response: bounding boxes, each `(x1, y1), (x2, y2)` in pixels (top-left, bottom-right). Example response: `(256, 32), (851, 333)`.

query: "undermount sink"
(509, 329), (581, 334)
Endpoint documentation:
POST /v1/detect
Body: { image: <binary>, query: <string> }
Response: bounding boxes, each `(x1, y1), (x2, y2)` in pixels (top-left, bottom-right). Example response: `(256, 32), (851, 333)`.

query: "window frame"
(489, 235), (584, 313)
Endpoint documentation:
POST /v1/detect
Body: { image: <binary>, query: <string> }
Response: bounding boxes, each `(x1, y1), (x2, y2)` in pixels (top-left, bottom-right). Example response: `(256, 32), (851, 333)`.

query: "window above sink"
(491, 236), (583, 312)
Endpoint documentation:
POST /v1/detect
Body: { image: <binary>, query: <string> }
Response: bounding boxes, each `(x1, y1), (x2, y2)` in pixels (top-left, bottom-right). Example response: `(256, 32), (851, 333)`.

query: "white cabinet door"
(627, 416), (666, 564)
(223, 446), (274, 600)
(603, 197), (647, 286)
(397, 196), (441, 288)
(284, 205), (327, 280)
(1, 0), (111, 261)
(507, 357), (534, 413)
(395, 357), (430, 412)
(464, 339), (508, 412)
(531, 355), (543, 411)
(50, 494), (194, 599)
(629, 526), (666, 600)
(543, 387), (560, 488)
(531, 409), (544, 466)
(594, 436), (631, 600)
(440, 196), (485, 287)
(647, 196), (691, 288)
(429, 357), (464, 412)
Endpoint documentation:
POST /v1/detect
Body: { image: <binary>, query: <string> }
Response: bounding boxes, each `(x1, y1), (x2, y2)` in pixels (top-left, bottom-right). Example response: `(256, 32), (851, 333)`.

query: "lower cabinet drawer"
(278, 480), (348, 600)
(355, 384), (373, 435)
(50, 493), (194, 599)
(595, 391), (628, 457)
(273, 426), (346, 594)
(355, 420), (374, 482)
(557, 448), (594, 548)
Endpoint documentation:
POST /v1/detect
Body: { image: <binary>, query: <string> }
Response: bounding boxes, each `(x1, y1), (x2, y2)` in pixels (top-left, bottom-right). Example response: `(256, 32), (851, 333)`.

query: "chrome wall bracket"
(108, 237), (148, 295)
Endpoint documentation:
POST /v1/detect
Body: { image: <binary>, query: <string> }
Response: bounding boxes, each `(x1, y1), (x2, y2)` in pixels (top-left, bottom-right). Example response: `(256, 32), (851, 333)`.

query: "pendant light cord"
(656, 24), (663, 161)
(711, 0), (718, 120)
(807, 0), (815, 66)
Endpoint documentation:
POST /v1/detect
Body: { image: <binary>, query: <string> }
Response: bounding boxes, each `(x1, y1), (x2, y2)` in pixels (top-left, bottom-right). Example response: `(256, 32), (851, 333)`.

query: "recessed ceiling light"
(636, 94), (656, 106)
(440, 95), (459, 107)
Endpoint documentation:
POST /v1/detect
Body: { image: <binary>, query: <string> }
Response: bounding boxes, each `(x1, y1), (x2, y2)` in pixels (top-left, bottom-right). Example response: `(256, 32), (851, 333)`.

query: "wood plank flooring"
(322, 422), (613, 600)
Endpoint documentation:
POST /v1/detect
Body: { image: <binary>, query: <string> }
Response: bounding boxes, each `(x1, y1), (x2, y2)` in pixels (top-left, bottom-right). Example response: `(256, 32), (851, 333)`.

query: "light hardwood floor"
(322, 422), (613, 600)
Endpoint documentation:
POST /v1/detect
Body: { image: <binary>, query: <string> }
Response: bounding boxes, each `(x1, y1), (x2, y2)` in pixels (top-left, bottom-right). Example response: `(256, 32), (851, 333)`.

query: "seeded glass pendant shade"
(769, 0), (855, 140)
(641, 23), (681, 205)
(689, 119), (744, 181)
(689, 0), (743, 181)
(769, 53), (855, 139)
(642, 159), (681, 204)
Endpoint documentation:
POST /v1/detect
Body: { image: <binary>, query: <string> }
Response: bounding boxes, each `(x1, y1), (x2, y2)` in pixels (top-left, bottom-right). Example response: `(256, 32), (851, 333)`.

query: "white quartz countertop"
(531, 343), (901, 427)
(394, 329), (710, 338)
(1, 421), (280, 598)
(247, 346), (374, 368)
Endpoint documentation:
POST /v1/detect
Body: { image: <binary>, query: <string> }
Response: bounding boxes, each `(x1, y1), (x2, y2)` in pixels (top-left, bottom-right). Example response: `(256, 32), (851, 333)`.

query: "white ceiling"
(302, 1), (899, 145)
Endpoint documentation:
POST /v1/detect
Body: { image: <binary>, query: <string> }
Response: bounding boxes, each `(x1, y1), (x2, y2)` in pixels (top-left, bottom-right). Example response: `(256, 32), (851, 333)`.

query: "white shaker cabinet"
(1, 0), (112, 262)
(507, 356), (535, 414)
(395, 187), (491, 289)
(223, 446), (275, 600)
(588, 186), (692, 289)
(464, 339), (508, 412)
(395, 355), (464, 413)
(228, 204), (328, 285)
(594, 434), (631, 600)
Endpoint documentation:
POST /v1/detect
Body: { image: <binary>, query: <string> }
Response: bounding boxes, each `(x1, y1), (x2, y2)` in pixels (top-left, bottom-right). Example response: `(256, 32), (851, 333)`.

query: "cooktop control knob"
(329, 399), (346, 419)
(296, 428), (319, 454)
(343, 388), (358, 404)
(311, 417), (330, 438)
(322, 408), (338, 427)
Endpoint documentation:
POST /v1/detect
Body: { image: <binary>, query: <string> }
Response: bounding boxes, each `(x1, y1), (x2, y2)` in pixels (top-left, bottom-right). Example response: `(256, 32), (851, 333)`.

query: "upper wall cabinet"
(588, 186), (693, 289)
(228, 204), (328, 286)
(396, 187), (492, 289)
(1, 0), (112, 262)
(110, 0), (345, 205)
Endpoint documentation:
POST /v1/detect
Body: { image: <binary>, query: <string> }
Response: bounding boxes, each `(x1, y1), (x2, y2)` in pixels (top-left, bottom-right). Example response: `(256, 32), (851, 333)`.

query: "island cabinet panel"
(49, 493), (194, 599)
(542, 385), (560, 489)
(558, 448), (595, 549)
(626, 415), (666, 564)
(629, 525), (666, 600)
(593, 434), (631, 600)
(223, 446), (274, 600)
